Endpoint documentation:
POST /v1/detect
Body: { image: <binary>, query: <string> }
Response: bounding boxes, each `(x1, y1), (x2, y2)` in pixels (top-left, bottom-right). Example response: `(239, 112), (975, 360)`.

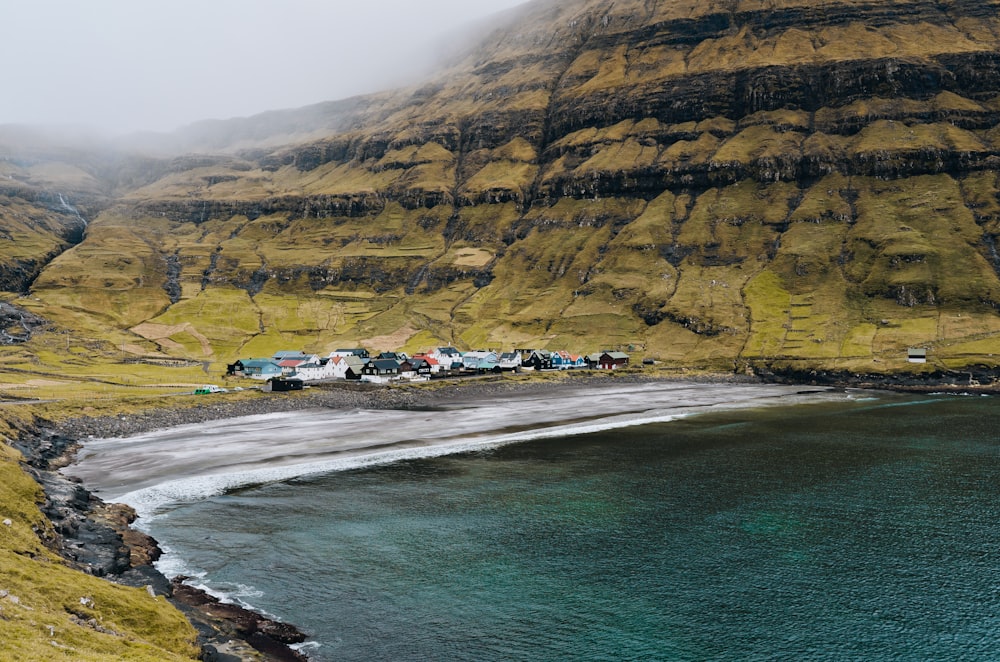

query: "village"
(226, 347), (632, 390)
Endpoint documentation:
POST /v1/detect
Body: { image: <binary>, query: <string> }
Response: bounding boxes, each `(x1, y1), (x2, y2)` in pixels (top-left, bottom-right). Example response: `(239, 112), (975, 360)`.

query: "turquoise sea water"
(145, 393), (1000, 661)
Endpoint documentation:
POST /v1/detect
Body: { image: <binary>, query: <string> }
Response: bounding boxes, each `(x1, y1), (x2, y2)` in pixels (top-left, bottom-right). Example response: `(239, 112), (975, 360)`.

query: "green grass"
(0, 441), (200, 662)
(743, 270), (791, 358)
(13, 169), (1000, 373)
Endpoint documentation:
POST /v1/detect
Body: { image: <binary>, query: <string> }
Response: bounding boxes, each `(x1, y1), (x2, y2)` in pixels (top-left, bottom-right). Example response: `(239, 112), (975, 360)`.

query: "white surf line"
(73, 383), (849, 520)
(120, 410), (691, 521)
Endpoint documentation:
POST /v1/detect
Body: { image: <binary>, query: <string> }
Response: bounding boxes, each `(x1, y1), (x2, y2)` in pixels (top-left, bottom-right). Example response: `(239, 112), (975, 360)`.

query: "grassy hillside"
(12, 170), (999, 382)
(3, 0), (1000, 386)
(0, 421), (200, 661)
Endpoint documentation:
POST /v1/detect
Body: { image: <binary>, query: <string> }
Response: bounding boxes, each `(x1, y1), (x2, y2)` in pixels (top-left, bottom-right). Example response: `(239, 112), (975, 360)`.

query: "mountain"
(4, 0), (1000, 376)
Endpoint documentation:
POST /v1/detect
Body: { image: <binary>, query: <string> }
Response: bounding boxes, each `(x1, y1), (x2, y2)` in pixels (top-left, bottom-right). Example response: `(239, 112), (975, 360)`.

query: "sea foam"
(120, 411), (688, 520)
(68, 383), (847, 521)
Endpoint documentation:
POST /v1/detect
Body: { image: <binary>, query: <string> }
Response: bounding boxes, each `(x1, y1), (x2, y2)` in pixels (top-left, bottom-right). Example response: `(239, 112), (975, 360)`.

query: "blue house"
(462, 350), (499, 372)
(551, 351), (588, 369)
(551, 351), (571, 369)
(239, 358), (283, 380)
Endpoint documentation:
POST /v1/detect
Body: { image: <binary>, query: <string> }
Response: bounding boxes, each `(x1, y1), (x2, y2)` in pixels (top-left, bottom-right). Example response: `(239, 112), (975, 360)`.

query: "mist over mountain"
(0, 0), (531, 134)
(4, 0), (1000, 376)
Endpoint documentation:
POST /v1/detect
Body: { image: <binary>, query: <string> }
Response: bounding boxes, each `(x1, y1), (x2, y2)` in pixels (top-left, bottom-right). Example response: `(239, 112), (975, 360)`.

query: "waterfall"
(58, 193), (88, 228)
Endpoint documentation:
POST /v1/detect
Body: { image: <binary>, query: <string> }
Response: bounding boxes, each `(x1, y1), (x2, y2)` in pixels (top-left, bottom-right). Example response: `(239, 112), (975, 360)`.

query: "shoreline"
(14, 421), (313, 661)
(20, 365), (1000, 444)
(17, 372), (767, 660)
(12, 369), (997, 660)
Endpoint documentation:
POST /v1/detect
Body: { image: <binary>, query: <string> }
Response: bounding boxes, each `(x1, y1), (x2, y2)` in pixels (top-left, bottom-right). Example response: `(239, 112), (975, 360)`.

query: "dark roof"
(366, 359), (401, 371)
(335, 348), (369, 356)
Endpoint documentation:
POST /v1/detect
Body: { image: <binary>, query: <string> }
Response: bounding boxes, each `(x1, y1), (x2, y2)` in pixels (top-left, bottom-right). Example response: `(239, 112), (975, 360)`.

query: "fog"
(1, 0), (528, 135)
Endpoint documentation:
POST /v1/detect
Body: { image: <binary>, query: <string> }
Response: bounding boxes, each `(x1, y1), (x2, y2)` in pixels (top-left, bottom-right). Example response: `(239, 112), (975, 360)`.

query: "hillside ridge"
(3, 0), (1000, 380)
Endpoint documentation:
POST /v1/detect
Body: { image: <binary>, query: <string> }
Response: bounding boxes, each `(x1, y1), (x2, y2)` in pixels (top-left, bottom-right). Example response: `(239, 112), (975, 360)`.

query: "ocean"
(65, 384), (1000, 660)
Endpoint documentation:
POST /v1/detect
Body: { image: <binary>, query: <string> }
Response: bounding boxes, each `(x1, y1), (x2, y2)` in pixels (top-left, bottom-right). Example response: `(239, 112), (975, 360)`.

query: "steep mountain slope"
(10, 0), (1000, 374)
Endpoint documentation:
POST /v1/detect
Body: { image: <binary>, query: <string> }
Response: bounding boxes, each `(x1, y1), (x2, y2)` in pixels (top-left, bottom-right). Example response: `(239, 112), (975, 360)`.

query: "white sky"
(1, 1), (528, 134)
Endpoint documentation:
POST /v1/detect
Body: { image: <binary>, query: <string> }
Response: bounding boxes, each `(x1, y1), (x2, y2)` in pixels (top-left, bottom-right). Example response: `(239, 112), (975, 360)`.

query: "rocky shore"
(754, 364), (1000, 393)
(11, 415), (314, 660)
(10, 368), (997, 660)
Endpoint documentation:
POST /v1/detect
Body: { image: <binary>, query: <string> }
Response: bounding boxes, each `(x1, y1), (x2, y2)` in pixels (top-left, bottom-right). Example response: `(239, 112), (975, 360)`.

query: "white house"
(429, 347), (463, 370)
(360, 359), (402, 384)
(295, 359), (336, 381)
(499, 351), (522, 370)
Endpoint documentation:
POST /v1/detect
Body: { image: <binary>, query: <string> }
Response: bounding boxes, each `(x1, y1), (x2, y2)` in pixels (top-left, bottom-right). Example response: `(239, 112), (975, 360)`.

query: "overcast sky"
(1, 1), (528, 134)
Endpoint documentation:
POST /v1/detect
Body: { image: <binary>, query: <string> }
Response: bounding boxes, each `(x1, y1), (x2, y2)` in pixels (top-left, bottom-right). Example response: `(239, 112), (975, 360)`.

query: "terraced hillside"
(6, 0), (1000, 380)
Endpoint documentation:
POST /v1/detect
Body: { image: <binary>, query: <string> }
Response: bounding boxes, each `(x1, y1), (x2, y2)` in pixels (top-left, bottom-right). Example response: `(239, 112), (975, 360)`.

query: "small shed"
(265, 377), (304, 392)
(907, 347), (928, 364)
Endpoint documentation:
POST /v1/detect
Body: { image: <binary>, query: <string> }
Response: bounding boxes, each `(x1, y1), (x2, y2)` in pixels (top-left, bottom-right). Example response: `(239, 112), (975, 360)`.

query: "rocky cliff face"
(10, 0), (1000, 371)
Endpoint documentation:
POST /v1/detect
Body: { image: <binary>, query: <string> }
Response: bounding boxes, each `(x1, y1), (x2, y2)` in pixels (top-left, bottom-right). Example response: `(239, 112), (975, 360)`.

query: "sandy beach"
(62, 378), (845, 517)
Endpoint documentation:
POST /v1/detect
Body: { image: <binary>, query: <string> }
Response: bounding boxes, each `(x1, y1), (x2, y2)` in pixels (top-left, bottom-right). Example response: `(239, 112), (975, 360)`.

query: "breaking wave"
(121, 411), (688, 520)
(65, 382), (850, 521)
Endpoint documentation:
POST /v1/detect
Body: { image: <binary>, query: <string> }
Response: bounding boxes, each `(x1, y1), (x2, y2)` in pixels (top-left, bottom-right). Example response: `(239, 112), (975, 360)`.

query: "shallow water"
(67, 388), (1000, 660)
(65, 382), (830, 514)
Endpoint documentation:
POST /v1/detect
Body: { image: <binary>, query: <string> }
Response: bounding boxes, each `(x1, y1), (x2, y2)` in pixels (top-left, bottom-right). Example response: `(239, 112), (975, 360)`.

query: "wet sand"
(62, 379), (844, 517)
